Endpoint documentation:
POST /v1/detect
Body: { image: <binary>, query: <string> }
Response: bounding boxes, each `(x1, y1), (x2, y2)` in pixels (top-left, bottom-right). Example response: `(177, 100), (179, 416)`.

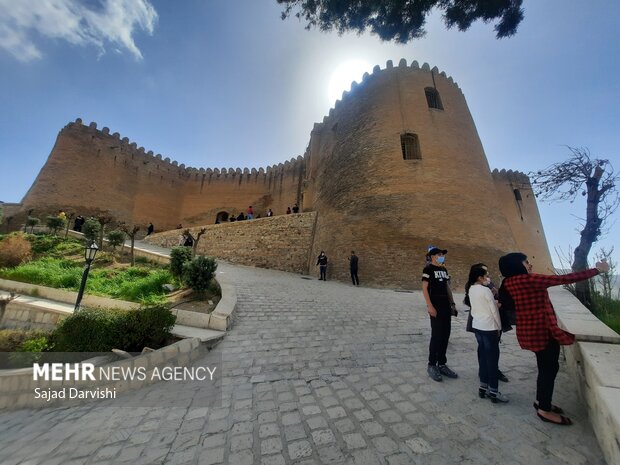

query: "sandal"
(533, 402), (564, 414)
(537, 412), (572, 425)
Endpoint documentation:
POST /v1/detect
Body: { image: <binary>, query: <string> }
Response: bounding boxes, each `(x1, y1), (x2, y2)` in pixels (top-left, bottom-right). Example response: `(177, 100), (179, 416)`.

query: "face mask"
(484, 277), (491, 286)
(436, 256), (445, 264)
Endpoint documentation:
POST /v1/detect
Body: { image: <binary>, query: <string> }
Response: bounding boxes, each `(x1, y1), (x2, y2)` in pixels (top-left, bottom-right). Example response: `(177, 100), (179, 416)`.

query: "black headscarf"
(497, 252), (528, 329)
(499, 252), (528, 278)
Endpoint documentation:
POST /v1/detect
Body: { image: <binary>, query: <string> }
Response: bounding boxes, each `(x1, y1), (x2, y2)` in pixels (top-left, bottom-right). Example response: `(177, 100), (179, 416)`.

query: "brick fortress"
(4, 59), (553, 289)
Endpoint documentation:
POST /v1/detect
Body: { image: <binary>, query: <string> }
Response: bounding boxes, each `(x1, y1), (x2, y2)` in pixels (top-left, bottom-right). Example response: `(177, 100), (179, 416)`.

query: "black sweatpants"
(534, 339), (560, 411)
(428, 311), (451, 366)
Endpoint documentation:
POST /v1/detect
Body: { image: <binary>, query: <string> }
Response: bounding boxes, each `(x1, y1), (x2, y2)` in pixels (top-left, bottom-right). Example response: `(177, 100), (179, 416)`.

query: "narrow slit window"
(401, 133), (421, 160)
(425, 87), (443, 110)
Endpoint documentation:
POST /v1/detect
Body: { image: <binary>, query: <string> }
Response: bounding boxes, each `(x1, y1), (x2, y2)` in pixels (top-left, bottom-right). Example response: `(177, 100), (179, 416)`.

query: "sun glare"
(327, 60), (372, 105)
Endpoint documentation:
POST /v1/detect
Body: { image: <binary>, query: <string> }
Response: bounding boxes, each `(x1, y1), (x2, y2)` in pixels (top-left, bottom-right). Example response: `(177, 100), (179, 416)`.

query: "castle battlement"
(64, 118), (306, 181)
(313, 59), (462, 133)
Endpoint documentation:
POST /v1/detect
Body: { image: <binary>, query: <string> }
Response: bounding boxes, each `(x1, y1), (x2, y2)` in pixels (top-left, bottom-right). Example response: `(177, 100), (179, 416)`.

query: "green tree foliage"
(106, 230), (126, 254)
(82, 218), (101, 245)
(46, 216), (65, 235)
(25, 216), (40, 233)
(277, 0), (524, 43)
(183, 256), (218, 295)
(170, 246), (192, 280)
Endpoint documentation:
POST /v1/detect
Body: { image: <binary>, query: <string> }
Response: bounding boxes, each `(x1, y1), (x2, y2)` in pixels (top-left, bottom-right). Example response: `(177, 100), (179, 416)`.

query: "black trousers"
(534, 339), (560, 411)
(319, 265), (327, 280)
(429, 312), (451, 366)
(350, 269), (359, 285)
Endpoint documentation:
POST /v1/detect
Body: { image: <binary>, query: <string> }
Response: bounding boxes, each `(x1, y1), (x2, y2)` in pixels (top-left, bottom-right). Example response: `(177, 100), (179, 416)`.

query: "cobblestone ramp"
(0, 263), (607, 465)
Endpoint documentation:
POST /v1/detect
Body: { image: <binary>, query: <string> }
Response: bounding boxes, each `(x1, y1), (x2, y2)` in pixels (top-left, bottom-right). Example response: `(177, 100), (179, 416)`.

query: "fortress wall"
(178, 158), (304, 226)
(492, 169), (554, 273)
(305, 62), (518, 288)
(144, 212), (317, 274)
(21, 121), (185, 228)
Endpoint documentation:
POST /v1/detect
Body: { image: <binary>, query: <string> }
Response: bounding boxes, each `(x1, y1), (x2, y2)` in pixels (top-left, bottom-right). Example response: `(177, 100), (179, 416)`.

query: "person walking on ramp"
(316, 251), (328, 281)
(422, 246), (458, 382)
(349, 251), (359, 285)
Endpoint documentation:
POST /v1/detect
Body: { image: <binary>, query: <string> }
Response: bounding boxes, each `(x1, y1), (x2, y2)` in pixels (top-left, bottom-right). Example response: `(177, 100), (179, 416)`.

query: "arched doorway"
(215, 211), (229, 223)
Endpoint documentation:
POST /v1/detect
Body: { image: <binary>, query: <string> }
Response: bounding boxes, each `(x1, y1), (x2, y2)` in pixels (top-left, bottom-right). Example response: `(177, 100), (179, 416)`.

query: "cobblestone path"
(0, 262), (606, 464)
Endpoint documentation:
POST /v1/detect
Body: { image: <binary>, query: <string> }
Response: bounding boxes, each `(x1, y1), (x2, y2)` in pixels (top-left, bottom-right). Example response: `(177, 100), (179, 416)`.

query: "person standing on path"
(316, 251), (328, 281)
(499, 252), (609, 425)
(146, 222), (154, 236)
(422, 246), (458, 382)
(465, 266), (508, 403)
(349, 251), (359, 285)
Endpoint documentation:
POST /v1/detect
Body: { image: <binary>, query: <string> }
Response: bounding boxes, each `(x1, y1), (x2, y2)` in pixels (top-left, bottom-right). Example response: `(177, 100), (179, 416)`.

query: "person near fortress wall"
(292, 204), (299, 213)
(498, 252), (609, 426)
(146, 222), (154, 236)
(73, 215), (84, 232)
(466, 263), (510, 384)
(247, 206), (254, 219)
(316, 251), (328, 281)
(349, 251), (359, 285)
(465, 266), (508, 403)
(422, 246), (458, 382)
(286, 207), (291, 214)
(267, 209), (273, 217)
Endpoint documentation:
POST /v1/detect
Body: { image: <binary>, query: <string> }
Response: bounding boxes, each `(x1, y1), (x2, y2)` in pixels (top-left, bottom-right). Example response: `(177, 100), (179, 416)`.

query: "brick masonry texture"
(7, 60), (553, 288)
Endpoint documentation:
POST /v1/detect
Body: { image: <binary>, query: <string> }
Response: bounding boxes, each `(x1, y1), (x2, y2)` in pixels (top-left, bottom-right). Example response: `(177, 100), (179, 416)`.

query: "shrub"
(107, 230), (125, 252)
(0, 329), (50, 352)
(82, 218), (101, 244)
(46, 216), (66, 235)
(170, 246), (192, 280)
(28, 234), (64, 255)
(52, 306), (176, 352)
(26, 217), (40, 233)
(0, 233), (32, 268)
(183, 256), (218, 294)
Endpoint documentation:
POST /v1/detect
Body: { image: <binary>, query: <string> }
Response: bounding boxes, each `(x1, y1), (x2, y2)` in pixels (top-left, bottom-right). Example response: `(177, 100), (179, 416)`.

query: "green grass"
(0, 257), (173, 304)
(591, 293), (620, 334)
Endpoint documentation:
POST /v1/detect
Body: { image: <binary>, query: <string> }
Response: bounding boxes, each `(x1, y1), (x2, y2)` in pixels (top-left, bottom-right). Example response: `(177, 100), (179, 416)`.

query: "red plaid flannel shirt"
(503, 268), (599, 352)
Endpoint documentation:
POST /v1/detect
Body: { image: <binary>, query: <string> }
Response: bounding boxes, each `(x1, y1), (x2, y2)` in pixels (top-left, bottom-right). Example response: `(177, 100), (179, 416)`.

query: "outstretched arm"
(529, 260), (608, 290)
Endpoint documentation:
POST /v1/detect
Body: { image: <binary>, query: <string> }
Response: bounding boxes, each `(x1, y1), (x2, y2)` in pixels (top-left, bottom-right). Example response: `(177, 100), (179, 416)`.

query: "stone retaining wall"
(144, 212), (317, 275)
(551, 287), (620, 465)
(0, 338), (204, 409)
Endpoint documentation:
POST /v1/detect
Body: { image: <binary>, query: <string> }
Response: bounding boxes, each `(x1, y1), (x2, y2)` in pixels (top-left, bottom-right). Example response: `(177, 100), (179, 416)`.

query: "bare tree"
(97, 215), (114, 250)
(530, 147), (618, 305)
(120, 224), (140, 266)
(0, 292), (17, 324)
(184, 228), (207, 258)
(64, 212), (75, 239)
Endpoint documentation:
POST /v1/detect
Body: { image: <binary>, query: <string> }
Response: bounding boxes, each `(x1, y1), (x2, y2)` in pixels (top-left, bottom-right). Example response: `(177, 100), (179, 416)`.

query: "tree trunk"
(130, 236), (135, 266)
(571, 166), (604, 307)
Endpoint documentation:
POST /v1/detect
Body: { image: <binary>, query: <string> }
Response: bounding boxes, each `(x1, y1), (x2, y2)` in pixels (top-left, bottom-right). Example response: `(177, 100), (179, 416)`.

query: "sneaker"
(488, 391), (509, 403)
(438, 365), (458, 379)
(478, 386), (488, 398)
(497, 371), (509, 383)
(427, 365), (442, 382)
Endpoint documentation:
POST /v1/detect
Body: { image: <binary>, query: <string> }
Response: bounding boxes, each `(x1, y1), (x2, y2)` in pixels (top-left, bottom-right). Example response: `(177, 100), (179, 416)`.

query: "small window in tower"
(425, 87), (443, 110)
(401, 133), (421, 160)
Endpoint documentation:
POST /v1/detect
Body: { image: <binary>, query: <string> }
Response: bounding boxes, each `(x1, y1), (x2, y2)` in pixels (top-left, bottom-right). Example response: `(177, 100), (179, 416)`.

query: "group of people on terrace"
(422, 245), (609, 426)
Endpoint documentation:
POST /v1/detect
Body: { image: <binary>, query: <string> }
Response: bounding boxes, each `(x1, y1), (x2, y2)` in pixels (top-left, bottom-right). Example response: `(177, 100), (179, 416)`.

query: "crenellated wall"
(19, 119), (305, 230)
(12, 59), (552, 288)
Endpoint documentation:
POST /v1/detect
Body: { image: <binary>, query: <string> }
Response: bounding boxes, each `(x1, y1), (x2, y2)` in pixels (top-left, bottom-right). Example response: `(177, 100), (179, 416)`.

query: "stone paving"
(0, 262), (607, 465)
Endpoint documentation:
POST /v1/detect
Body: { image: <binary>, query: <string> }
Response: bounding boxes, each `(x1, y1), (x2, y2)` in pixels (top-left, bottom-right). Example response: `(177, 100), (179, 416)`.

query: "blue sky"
(0, 0), (618, 266)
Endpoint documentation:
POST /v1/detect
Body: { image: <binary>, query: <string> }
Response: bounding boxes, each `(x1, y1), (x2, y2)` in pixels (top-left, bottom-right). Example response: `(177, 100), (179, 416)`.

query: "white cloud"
(0, 0), (157, 62)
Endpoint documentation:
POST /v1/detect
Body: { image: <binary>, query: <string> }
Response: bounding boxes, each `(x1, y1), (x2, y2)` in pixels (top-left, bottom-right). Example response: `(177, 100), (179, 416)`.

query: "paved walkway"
(0, 262), (607, 465)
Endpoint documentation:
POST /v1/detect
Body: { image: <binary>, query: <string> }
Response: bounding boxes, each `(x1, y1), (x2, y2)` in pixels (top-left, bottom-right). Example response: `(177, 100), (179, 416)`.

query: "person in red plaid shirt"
(498, 252), (609, 425)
